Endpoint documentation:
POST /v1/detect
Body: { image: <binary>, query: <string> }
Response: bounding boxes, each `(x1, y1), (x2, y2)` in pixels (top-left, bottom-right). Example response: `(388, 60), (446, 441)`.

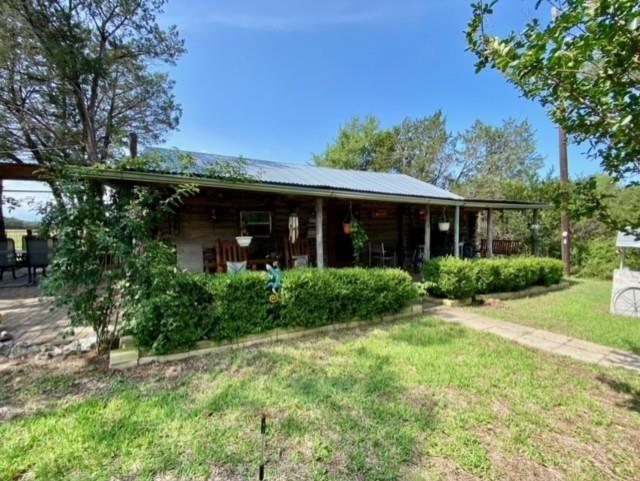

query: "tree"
(466, 0), (640, 179)
(314, 112), (457, 188)
(452, 118), (544, 198)
(392, 111), (456, 188)
(0, 0), (183, 172)
(313, 115), (396, 171)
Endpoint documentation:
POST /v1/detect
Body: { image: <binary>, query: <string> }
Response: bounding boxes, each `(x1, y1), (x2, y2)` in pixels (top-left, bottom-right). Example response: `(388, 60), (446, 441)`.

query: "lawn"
(471, 278), (640, 353)
(1, 316), (640, 481)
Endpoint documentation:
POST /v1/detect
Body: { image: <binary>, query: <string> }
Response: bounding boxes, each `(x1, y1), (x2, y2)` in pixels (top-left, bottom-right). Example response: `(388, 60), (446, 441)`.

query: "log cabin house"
(0, 150), (546, 273)
(82, 148), (547, 273)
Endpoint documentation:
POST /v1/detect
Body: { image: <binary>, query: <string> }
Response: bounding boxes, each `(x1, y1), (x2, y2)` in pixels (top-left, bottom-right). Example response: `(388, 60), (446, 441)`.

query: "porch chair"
(215, 239), (249, 273)
(283, 236), (312, 268)
(369, 242), (396, 267)
(26, 238), (52, 283)
(0, 239), (18, 280)
(203, 247), (216, 273)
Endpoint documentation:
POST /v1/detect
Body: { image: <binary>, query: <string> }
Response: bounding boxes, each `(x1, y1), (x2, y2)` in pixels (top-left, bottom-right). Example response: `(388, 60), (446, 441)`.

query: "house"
(82, 148), (546, 272)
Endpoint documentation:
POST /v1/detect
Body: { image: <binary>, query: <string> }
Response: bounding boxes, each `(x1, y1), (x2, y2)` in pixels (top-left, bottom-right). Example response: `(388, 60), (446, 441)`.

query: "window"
(240, 211), (272, 237)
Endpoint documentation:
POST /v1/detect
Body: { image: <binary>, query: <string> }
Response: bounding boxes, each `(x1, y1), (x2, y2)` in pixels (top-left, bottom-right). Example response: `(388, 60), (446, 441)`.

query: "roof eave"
(82, 168), (465, 206)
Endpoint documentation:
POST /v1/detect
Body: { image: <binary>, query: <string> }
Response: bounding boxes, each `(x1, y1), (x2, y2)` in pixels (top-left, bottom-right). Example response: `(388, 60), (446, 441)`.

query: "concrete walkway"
(433, 307), (640, 373)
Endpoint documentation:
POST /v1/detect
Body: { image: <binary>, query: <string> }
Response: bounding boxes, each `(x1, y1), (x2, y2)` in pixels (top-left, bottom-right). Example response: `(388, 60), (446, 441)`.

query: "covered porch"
(163, 187), (545, 273)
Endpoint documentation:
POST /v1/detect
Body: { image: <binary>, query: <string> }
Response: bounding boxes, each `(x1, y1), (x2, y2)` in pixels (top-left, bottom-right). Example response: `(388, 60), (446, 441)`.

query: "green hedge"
(422, 257), (564, 300)
(279, 268), (417, 328)
(125, 270), (214, 354)
(127, 267), (418, 353)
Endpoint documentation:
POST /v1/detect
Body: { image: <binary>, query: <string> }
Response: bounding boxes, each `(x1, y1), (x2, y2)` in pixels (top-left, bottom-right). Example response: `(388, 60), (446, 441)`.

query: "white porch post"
(424, 205), (431, 260)
(315, 198), (324, 268)
(486, 208), (494, 258)
(454, 205), (461, 258)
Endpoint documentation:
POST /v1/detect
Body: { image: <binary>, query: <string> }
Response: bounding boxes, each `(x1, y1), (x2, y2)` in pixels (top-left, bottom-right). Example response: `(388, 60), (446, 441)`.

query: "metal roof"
(617, 230), (640, 249)
(144, 148), (463, 201)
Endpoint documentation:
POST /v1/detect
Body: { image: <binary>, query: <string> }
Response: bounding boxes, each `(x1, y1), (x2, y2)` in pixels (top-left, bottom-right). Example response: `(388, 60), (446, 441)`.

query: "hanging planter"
(438, 221), (450, 232)
(438, 207), (450, 232)
(235, 236), (253, 247)
(343, 203), (354, 235)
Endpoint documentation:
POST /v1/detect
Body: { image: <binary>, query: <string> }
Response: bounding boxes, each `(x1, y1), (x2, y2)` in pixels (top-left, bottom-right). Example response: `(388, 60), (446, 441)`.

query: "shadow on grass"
(389, 319), (467, 348)
(596, 374), (640, 413)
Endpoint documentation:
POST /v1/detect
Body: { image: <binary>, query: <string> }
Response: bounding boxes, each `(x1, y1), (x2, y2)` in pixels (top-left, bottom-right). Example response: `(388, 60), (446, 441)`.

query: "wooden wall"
(162, 187), (479, 271)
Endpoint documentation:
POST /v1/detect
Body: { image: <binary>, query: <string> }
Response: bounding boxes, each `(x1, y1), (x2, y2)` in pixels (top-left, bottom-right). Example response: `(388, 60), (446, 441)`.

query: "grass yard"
(472, 279), (640, 354)
(2, 316), (640, 481)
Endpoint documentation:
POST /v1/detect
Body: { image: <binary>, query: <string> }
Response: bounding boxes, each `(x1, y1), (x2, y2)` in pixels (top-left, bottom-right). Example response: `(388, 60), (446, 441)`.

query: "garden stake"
(259, 413), (267, 480)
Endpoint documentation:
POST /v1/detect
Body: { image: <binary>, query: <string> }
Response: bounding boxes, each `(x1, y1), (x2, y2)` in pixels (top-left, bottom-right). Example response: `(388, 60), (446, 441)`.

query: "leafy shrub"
(125, 266), (214, 354)
(574, 236), (640, 280)
(126, 267), (418, 352)
(205, 272), (276, 340)
(422, 256), (564, 299)
(422, 257), (475, 300)
(279, 268), (417, 327)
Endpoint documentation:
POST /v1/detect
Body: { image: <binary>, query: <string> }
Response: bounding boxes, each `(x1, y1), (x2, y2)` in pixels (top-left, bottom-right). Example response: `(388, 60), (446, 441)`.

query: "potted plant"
(350, 218), (369, 265)
(236, 225), (252, 247)
(438, 208), (450, 232)
(343, 204), (354, 234)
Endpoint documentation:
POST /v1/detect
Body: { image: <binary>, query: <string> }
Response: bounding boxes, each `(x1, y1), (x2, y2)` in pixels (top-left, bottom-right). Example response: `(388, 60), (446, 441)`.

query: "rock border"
(474, 281), (571, 302)
(110, 303), (425, 369)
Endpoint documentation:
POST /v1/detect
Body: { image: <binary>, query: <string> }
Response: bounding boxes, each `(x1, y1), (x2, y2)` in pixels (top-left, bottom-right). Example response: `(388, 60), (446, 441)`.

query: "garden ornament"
(266, 261), (283, 303)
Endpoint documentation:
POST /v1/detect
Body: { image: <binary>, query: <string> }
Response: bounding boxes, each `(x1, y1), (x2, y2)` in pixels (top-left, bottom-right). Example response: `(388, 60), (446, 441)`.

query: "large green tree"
(314, 112), (457, 187)
(452, 118), (544, 198)
(0, 0), (184, 170)
(313, 115), (396, 171)
(393, 111), (456, 188)
(466, 0), (640, 179)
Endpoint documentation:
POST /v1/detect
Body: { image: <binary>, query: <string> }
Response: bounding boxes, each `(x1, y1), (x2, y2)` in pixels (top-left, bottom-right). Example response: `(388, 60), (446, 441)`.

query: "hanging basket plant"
(350, 218), (369, 264)
(343, 204), (354, 235)
(438, 207), (450, 232)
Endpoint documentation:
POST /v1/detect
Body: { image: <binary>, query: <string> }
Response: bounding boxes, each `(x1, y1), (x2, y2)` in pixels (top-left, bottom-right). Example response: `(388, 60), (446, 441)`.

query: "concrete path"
(433, 307), (640, 373)
(0, 270), (92, 349)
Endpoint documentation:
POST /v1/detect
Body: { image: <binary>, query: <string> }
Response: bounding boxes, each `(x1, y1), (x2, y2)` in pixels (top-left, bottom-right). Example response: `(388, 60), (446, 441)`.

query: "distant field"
(5, 229), (37, 249)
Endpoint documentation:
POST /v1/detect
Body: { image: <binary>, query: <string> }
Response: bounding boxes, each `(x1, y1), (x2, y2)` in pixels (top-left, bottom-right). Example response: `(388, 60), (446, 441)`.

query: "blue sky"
(8, 0), (601, 220)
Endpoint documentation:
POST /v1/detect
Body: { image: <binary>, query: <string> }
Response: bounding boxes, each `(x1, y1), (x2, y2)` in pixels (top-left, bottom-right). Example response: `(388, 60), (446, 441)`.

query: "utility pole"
(552, 6), (571, 277)
(559, 127), (571, 276)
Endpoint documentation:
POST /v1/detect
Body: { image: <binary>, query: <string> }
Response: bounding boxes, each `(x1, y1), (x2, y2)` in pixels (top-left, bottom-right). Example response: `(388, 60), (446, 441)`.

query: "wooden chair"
(203, 247), (216, 273)
(0, 239), (17, 280)
(215, 239), (248, 273)
(283, 237), (312, 268)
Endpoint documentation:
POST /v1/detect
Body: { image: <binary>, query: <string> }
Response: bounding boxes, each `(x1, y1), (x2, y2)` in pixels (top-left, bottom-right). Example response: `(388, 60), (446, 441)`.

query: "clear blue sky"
(7, 0), (602, 221)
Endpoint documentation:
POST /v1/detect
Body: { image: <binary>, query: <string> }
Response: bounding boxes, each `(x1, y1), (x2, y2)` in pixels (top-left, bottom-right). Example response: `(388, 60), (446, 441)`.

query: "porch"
(165, 188), (543, 273)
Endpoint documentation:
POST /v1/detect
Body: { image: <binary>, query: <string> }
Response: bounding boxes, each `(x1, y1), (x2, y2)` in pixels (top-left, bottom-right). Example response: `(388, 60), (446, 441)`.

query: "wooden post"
(454, 205), (460, 258)
(486, 208), (494, 258)
(424, 205), (431, 261)
(532, 209), (540, 257)
(315, 198), (324, 268)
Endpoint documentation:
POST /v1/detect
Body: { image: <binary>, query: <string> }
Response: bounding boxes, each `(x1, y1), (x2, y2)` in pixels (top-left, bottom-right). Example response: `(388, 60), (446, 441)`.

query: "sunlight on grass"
(472, 279), (640, 353)
(2, 316), (640, 480)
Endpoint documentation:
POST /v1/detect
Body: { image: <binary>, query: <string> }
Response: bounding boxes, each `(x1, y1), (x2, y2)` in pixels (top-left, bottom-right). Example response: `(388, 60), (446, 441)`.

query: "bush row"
(422, 256), (564, 300)
(126, 267), (418, 354)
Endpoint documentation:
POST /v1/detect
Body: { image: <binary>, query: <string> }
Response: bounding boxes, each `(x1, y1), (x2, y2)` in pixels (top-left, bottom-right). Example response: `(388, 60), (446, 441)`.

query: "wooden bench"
(480, 239), (523, 257)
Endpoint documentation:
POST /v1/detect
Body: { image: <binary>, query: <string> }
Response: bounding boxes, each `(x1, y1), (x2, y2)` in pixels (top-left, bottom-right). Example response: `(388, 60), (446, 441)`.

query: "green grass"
(471, 279), (640, 353)
(2, 316), (639, 480)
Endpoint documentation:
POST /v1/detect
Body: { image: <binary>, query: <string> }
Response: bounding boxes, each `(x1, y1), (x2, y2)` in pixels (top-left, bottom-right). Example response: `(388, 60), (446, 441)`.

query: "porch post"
(486, 208), (494, 258)
(315, 198), (324, 268)
(532, 209), (540, 257)
(424, 205), (431, 260)
(454, 205), (460, 258)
